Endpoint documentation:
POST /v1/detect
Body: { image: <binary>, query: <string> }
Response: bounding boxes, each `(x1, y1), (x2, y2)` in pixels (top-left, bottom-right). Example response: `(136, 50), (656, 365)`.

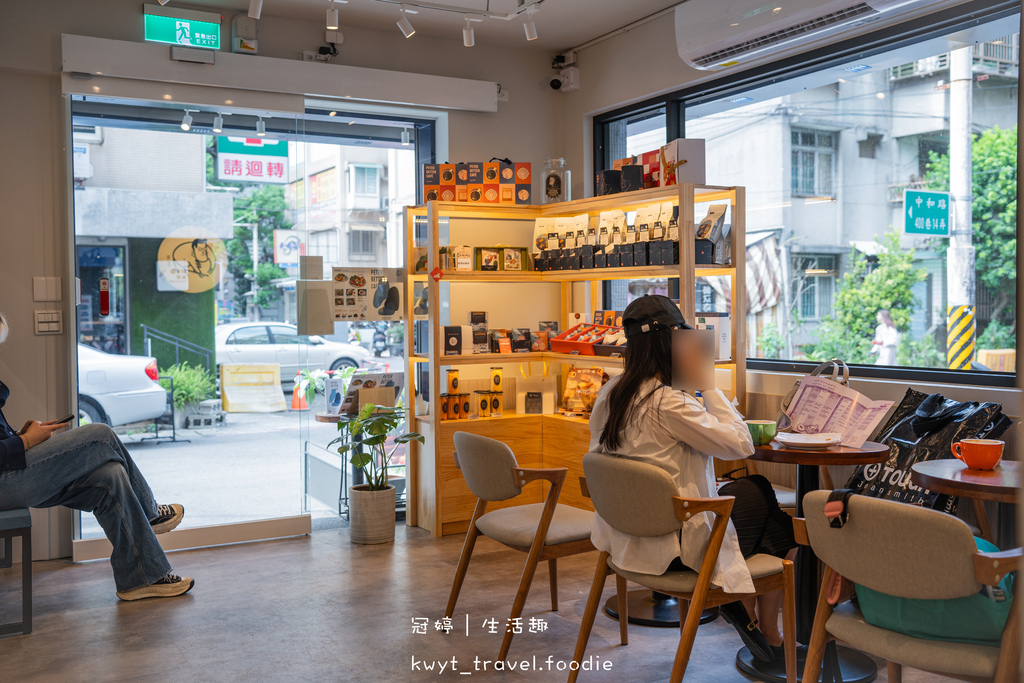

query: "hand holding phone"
(54, 414), (76, 425)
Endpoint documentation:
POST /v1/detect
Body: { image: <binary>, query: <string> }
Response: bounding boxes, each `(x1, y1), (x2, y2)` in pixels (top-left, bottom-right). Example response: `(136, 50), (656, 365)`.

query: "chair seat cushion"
(476, 503), (594, 548)
(826, 601), (1000, 679)
(0, 509), (31, 532)
(608, 553), (784, 594)
(772, 485), (796, 509)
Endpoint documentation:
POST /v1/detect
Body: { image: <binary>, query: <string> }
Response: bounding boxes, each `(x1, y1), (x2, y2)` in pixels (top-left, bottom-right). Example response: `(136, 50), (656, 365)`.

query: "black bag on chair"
(844, 388), (1012, 513)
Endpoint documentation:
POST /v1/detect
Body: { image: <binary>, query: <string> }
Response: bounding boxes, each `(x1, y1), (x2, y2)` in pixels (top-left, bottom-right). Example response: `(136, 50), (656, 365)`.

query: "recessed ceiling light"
(328, 111), (337, 116)
(876, 92), (886, 99)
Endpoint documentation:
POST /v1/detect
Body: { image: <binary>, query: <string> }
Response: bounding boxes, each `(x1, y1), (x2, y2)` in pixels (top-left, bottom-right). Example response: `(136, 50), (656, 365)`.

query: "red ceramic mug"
(951, 439), (1004, 471)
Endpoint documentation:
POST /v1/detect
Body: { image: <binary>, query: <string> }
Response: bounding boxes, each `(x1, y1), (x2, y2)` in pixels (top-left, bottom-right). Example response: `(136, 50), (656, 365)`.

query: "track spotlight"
(463, 15), (475, 47)
(524, 17), (538, 41)
(212, 114), (224, 133)
(180, 110), (195, 131)
(248, 0), (262, 19)
(397, 5), (415, 38)
(401, 128), (411, 145)
(326, 1), (339, 30)
(256, 116), (266, 136)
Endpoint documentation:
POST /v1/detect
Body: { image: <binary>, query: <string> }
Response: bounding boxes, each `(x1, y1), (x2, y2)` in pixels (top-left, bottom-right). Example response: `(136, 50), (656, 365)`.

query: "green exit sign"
(144, 5), (221, 50)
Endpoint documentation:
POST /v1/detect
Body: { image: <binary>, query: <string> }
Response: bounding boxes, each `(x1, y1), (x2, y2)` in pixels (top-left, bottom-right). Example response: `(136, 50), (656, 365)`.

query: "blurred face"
(0, 314), (7, 344)
(671, 329), (715, 390)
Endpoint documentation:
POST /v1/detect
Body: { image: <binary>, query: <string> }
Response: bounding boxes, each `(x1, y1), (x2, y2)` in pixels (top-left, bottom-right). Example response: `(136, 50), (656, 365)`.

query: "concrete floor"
(0, 526), (951, 682)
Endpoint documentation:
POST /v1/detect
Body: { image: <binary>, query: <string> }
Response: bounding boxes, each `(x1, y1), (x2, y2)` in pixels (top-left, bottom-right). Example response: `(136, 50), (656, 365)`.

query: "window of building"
(791, 129), (836, 197)
(793, 255), (837, 321)
(350, 164), (381, 210)
(307, 228), (339, 263)
(349, 228), (378, 258)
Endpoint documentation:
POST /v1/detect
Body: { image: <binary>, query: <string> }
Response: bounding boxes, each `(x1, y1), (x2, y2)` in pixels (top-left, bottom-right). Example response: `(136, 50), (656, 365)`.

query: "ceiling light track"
(372, 0), (543, 21)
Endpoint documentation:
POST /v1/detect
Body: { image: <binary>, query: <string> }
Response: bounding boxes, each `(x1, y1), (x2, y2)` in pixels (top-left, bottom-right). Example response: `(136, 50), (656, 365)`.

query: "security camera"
(550, 66), (580, 92)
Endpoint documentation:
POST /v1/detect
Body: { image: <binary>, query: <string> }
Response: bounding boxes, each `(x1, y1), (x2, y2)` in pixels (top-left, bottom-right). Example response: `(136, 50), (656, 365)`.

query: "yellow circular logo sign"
(156, 228), (227, 294)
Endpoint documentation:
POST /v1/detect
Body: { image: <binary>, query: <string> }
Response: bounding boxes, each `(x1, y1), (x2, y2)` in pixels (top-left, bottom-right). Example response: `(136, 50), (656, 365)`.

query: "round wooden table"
(737, 439), (890, 683)
(911, 459), (1019, 542)
(315, 412), (345, 423)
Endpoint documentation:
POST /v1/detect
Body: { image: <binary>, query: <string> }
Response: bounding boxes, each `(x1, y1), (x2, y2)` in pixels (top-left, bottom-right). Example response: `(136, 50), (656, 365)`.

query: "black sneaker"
(720, 601), (774, 663)
(150, 503), (184, 534)
(116, 573), (195, 601)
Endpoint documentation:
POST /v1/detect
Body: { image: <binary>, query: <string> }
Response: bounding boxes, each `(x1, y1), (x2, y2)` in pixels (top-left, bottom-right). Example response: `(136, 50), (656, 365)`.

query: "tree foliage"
(810, 229), (927, 364)
(924, 125), (1017, 322)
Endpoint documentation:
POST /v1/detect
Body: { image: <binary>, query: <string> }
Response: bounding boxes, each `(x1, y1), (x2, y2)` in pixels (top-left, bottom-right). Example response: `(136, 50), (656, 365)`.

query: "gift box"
(467, 162), (484, 184)
(633, 241), (648, 267)
(659, 138), (707, 187)
(439, 164), (456, 186)
(607, 249), (621, 268)
(580, 244), (595, 269)
(594, 251), (607, 269)
(566, 247), (581, 270)
(596, 169), (622, 196)
(618, 244), (634, 268)
(695, 239), (715, 265)
(620, 165), (644, 193)
(640, 150), (661, 188)
(499, 160), (516, 184)
(455, 163), (470, 202)
(515, 184), (532, 205)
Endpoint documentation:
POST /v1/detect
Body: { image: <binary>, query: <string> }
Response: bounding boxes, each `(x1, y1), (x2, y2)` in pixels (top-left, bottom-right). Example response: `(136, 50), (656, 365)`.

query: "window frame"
(227, 326), (271, 345)
(348, 227), (379, 259)
(593, 0), (1020, 387)
(790, 128), (837, 198)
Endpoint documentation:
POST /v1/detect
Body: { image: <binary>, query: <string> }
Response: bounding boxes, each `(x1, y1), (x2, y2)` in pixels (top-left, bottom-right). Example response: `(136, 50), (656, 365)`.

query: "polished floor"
(0, 525), (950, 682)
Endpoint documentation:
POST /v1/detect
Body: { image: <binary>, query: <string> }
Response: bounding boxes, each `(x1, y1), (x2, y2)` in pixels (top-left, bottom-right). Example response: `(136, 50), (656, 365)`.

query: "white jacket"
(588, 376), (757, 593)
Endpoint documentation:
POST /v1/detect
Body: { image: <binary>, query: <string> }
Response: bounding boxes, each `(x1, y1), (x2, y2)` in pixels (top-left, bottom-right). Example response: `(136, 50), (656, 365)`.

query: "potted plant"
(158, 362), (216, 429)
(329, 403), (423, 544)
(296, 366), (356, 412)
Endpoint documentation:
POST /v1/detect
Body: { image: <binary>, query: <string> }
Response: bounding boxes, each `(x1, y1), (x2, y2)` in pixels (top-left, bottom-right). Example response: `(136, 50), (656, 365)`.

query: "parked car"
(215, 322), (374, 387)
(77, 344), (169, 426)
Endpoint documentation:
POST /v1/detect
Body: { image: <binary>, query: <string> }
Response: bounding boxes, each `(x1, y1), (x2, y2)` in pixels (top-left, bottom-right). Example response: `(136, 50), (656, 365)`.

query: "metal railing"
(889, 37), (1020, 81)
(141, 324), (213, 371)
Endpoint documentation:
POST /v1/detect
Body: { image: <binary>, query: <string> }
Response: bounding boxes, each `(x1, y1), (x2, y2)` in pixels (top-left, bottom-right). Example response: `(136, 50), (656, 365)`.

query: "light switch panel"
(34, 310), (63, 335)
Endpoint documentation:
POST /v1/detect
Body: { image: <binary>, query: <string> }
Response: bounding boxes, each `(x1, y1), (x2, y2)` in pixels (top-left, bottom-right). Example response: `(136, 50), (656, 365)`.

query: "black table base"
(603, 590), (718, 627)
(736, 642), (877, 683)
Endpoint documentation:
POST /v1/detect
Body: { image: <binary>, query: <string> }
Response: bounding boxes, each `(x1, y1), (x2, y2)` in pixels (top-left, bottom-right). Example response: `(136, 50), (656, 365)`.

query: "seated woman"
(0, 311), (194, 601)
(588, 295), (796, 663)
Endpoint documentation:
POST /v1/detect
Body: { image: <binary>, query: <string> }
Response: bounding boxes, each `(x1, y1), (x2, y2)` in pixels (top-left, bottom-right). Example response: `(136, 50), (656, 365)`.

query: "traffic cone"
(292, 373), (308, 410)
(385, 362), (391, 372)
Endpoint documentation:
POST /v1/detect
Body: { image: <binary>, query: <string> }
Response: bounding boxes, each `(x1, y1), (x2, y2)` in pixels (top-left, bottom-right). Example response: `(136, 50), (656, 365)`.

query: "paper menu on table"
(785, 376), (894, 449)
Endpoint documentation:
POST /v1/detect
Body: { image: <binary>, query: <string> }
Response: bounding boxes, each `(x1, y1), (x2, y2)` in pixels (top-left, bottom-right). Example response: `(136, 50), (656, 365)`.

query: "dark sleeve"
(0, 435), (27, 472)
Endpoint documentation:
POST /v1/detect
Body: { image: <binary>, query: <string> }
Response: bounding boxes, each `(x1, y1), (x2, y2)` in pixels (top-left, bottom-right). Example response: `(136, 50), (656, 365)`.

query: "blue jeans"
(0, 423), (172, 591)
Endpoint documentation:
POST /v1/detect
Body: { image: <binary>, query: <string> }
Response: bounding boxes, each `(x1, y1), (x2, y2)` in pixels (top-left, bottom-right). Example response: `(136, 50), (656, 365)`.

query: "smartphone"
(54, 414), (76, 424)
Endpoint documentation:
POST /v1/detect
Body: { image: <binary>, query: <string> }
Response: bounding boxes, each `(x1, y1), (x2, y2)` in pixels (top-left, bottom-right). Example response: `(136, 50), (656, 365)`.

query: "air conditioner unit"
(676, 0), (952, 72)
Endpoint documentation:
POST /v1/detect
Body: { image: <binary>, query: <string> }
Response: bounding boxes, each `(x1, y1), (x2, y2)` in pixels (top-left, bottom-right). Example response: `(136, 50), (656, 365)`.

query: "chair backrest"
(803, 490), (982, 600)
(453, 432), (522, 502)
(582, 452), (683, 537)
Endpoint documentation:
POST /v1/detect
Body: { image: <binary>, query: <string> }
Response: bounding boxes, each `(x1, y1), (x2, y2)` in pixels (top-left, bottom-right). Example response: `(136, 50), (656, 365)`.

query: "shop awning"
(704, 231), (782, 316)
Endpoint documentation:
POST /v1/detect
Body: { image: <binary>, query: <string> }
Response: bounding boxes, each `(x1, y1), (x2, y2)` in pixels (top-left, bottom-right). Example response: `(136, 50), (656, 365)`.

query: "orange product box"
(483, 162), (501, 184)
(482, 185), (500, 204)
(439, 164), (456, 185)
(424, 186), (440, 202)
(468, 184), (485, 203)
(423, 163), (440, 186)
(514, 162), (532, 184)
(439, 186), (457, 202)
(456, 186), (469, 202)
(499, 185), (516, 204)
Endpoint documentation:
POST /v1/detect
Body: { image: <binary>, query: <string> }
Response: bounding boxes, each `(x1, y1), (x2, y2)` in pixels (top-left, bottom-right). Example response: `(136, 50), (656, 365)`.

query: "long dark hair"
(599, 328), (674, 451)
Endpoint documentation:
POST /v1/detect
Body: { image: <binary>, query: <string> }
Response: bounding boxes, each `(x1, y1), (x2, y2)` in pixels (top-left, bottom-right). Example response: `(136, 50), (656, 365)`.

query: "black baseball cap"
(622, 295), (692, 338)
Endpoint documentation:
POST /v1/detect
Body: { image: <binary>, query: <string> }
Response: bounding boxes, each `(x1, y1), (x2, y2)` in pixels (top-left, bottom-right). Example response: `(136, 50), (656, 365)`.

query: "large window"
(595, 4), (1018, 384)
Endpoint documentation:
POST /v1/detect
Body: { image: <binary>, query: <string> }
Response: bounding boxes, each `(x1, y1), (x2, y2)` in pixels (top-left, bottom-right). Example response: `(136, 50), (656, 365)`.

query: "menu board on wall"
(331, 267), (405, 322)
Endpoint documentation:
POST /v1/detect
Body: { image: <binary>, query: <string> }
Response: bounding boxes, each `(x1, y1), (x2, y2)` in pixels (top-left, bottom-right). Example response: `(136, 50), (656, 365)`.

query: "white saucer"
(775, 432), (843, 450)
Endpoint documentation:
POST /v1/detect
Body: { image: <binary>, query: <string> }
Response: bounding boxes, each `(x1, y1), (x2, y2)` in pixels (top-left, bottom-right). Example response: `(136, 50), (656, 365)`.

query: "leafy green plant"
(977, 319), (1016, 351)
(896, 332), (945, 369)
(385, 324), (404, 345)
(297, 366), (356, 404)
(159, 362), (216, 410)
(328, 404), (423, 491)
(758, 323), (785, 359)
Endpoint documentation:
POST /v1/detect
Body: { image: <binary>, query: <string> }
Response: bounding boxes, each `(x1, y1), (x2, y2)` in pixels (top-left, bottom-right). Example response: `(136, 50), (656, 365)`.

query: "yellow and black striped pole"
(946, 305), (975, 370)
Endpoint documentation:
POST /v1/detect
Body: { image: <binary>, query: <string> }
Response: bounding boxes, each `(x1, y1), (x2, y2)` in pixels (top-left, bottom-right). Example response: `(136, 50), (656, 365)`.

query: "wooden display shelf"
(539, 185), (737, 215)
(435, 264), (734, 284)
(420, 352), (736, 368)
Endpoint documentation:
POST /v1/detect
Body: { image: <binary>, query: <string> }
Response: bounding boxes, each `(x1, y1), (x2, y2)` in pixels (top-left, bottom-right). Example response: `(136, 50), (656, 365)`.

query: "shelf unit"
(402, 184), (747, 537)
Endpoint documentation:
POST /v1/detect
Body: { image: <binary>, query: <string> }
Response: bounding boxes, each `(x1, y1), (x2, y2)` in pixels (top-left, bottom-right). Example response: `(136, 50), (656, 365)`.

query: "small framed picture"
(480, 248), (500, 271)
(503, 248), (523, 271)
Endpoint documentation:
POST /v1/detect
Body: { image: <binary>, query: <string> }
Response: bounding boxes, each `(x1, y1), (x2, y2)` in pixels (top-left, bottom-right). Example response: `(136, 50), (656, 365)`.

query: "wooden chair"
(799, 490), (1022, 683)
(0, 508), (32, 636)
(569, 452), (796, 683)
(444, 432), (595, 661)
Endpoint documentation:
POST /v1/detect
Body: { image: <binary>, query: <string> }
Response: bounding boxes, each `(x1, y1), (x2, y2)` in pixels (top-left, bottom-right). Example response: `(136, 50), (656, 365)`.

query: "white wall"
(0, 0), (560, 559)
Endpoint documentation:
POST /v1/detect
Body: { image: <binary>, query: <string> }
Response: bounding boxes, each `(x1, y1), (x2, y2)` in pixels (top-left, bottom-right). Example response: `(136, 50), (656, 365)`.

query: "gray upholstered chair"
(799, 490), (1021, 683)
(570, 452), (796, 683)
(445, 432), (595, 661)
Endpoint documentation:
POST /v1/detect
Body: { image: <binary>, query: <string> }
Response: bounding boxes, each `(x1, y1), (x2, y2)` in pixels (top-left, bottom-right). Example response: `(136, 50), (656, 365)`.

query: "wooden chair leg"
(615, 574), (628, 645)
(670, 589), (709, 682)
(678, 598), (690, 636)
(972, 498), (994, 543)
(782, 561), (797, 683)
(549, 558), (558, 611)
(568, 553), (611, 683)
(993, 580), (1021, 683)
(498, 545), (546, 661)
(801, 566), (837, 683)
(445, 510), (483, 619)
(886, 661), (902, 683)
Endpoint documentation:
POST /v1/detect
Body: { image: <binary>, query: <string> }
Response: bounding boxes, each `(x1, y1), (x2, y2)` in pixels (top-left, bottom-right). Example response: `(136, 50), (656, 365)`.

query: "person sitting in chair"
(588, 295), (796, 663)
(0, 310), (194, 601)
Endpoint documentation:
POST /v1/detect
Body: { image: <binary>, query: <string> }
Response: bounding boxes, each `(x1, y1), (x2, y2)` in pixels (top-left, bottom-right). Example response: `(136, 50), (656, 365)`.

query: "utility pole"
(946, 45), (976, 370)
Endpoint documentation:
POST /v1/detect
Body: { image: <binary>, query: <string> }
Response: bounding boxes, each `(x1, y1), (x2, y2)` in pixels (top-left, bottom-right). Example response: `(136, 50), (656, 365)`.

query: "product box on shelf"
(515, 162), (532, 185)
(467, 162), (484, 184)
(561, 366), (609, 415)
(580, 244), (595, 269)
(515, 184), (532, 204)
(423, 164), (440, 202)
(618, 244), (634, 268)
(439, 185), (457, 202)
(593, 249), (608, 269)
(511, 328), (532, 352)
(489, 330), (513, 353)
(633, 241), (648, 267)
(550, 323), (616, 356)
(620, 165), (645, 193)
(468, 184), (485, 203)
(564, 248), (581, 270)
(695, 239), (715, 265)
(499, 160), (515, 184)
(439, 164), (456, 186)
(596, 169), (622, 196)
(659, 138), (706, 187)
(455, 163), (470, 202)
(443, 326), (474, 355)
(607, 248), (621, 268)
(469, 311), (488, 354)
(640, 150), (661, 188)
(695, 312), (731, 361)
(499, 184), (516, 204)
(483, 161), (501, 184)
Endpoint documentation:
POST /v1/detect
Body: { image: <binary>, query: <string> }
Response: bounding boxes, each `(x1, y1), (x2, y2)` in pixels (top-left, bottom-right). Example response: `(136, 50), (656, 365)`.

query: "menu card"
(786, 376), (894, 448)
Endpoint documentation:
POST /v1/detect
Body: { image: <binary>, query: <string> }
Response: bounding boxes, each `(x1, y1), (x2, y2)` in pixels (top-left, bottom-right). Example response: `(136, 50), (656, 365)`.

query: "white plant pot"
(348, 484), (396, 545)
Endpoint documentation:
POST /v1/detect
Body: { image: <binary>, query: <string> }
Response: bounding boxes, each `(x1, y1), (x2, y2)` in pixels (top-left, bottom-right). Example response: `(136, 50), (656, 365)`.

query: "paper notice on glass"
(786, 376), (894, 449)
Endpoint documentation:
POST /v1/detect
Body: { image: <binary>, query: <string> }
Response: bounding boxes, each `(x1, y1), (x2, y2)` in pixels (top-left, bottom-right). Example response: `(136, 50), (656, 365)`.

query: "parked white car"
(215, 322), (374, 386)
(77, 345), (169, 426)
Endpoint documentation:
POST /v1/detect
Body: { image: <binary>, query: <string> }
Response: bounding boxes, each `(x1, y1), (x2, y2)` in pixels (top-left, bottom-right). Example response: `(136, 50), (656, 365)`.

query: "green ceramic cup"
(745, 420), (778, 446)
